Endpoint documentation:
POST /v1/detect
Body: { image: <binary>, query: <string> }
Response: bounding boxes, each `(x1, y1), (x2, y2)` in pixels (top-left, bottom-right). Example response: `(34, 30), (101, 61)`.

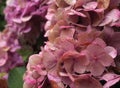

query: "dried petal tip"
(64, 0), (76, 5)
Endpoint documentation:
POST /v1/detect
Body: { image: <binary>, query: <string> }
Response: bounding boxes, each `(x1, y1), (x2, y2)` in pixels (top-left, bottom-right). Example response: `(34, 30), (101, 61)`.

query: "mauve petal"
(24, 75), (36, 85)
(104, 46), (117, 58)
(42, 50), (56, 69)
(101, 73), (120, 88)
(99, 9), (120, 26)
(108, 9), (120, 22)
(101, 73), (120, 81)
(83, 2), (98, 10)
(64, 59), (73, 73)
(77, 32), (93, 45)
(54, 38), (75, 52)
(34, 65), (47, 76)
(64, 0), (76, 5)
(74, 64), (86, 73)
(87, 44), (105, 57)
(76, 53), (89, 65)
(74, 0), (92, 8)
(103, 78), (120, 88)
(71, 74), (102, 88)
(110, 20), (120, 27)
(48, 68), (61, 82)
(89, 62), (105, 76)
(92, 38), (106, 48)
(58, 51), (89, 74)
(48, 67), (65, 88)
(99, 17), (112, 26)
(0, 51), (8, 66)
(73, 52), (89, 73)
(98, 53), (113, 66)
(28, 54), (41, 66)
(105, 31), (120, 55)
(59, 51), (77, 72)
(69, 9), (86, 17)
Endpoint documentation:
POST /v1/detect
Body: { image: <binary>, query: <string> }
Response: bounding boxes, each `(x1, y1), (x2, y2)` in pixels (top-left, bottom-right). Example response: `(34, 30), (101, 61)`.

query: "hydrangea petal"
(83, 2), (98, 10)
(89, 61), (105, 76)
(104, 46), (117, 58)
(98, 53), (113, 66)
(64, 0), (76, 5)
(71, 74), (102, 88)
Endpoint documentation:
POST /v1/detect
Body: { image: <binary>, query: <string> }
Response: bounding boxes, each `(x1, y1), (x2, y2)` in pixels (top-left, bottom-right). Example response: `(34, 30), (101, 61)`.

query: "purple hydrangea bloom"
(4, 0), (48, 44)
(0, 29), (23, 72)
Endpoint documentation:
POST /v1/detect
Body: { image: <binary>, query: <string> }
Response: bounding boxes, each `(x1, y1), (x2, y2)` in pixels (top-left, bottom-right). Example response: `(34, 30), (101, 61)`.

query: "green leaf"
(8, 67), (26, 88)
(18, 45), (33, 62)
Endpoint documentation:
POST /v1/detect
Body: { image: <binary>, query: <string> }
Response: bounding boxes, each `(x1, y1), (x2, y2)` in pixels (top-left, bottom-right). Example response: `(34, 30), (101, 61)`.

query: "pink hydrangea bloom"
(24, 0), (120, 88)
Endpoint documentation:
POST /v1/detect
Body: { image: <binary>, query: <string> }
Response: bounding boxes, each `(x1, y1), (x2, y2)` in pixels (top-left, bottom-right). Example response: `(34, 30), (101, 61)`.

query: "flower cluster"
(4, 0), (48, 44)
(23, 0), (120, 88)
(0, 29), (23, 72)
(0, 0), (49, 73)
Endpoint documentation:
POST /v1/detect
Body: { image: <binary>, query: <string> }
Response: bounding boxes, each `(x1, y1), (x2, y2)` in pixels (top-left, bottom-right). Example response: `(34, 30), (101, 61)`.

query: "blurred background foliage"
(0, 0), (6, 31)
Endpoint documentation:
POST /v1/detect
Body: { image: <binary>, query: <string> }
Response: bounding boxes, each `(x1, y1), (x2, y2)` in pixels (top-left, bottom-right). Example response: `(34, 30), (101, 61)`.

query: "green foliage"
(19, 45), (33, 62)
(0, 0), (6, 31)
(8, 67), (26, 88)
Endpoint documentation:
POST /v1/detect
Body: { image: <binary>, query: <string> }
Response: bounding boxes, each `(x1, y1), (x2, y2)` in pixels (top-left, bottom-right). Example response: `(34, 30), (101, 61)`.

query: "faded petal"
(42, 50), (56, 69)
(92, 38), (106, 48)
(102, 73), (120, 88)
(58, 51), (89, 74)
(64, 0), (76, 5)
(83, 2), (98, 10)
(71, 74), (102, 88)
(88, 61), (105, 76)
(74, 63), (86, 74)
(99, 9), (120, 26)
(28, 54), (41, 66)
(87, 44), (105, 57)
(74, 0), (92, 8)
(97, 0), (110, 9)
(98, 53), (113, 66)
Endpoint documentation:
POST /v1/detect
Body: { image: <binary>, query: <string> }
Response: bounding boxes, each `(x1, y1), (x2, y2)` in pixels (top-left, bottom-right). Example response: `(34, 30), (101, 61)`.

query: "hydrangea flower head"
(0, 29), (23, 72)
(23, 0), (120, 88)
